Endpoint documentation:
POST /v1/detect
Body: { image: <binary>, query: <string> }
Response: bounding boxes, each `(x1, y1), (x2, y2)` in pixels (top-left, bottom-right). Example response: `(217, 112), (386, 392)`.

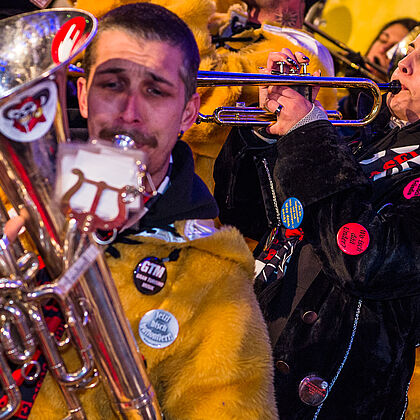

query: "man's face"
(77, 29), (200, 187)
(387, 35), (420, 123)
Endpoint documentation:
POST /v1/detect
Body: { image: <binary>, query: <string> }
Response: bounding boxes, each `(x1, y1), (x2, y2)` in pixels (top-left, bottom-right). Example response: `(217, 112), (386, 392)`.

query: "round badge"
(51, 17), (86, 64)
(139, 309), (179, 349)
(298, 375), (329, 406)
(281, 197), (304, 229)
(337, 223), (370, 255)
(133, 257), (167, 295)
(0, 80), (58, 143)
(403, 177), (420, 200)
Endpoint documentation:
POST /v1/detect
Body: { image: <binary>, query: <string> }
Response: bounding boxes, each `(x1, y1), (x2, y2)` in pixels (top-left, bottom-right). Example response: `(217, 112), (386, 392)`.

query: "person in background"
(338, 18), (418, 127)
(365, 18), (419, 82)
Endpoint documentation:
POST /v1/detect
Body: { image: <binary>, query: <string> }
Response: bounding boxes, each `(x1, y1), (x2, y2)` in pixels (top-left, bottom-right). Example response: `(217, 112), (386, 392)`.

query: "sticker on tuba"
(51, 17), (86, 64)
(0, 80), (57, 143)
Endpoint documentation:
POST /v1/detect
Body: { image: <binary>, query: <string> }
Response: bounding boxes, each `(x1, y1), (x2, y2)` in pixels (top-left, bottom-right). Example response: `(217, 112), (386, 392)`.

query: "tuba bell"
(0, 9), (161, 419)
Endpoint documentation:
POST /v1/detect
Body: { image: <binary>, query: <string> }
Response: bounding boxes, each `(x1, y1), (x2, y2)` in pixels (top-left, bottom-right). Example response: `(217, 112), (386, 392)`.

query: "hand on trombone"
(260, 49), (326, 136)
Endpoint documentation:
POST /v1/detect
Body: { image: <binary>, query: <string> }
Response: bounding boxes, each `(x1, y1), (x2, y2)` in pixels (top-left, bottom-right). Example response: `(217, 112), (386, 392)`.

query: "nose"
(120, 92), (142, 124)
(397, 53), (413, 75)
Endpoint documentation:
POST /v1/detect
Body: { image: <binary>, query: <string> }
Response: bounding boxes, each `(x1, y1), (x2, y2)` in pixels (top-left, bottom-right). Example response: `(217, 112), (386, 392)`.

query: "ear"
(77, 77), (88, 119)
(180, 93), (200, 133)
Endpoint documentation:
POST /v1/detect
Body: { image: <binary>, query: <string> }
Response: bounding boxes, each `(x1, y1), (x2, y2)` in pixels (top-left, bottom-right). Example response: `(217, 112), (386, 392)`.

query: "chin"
(388, 95), (408, 119)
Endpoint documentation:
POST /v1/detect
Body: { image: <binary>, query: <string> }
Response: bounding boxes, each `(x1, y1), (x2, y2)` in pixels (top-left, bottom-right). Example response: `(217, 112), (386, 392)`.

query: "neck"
(248, 2), (304, 29)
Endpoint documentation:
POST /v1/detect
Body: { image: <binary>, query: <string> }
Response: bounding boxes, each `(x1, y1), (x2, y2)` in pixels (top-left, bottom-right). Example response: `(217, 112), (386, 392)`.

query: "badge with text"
(51, 17), (86, 64)
(403, 177), (420, 199)
(139, 309), (179, 349)
(0, 80), (57, 142)
(281, 197), (304, 229)
(298, 375), (329, 406)
(134, 257), (167, 295)
(337, 223), (370, 255)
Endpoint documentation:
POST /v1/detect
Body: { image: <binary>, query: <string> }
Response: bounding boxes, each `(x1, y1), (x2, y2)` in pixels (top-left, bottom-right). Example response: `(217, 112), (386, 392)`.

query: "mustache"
(98, 127), (158, 148)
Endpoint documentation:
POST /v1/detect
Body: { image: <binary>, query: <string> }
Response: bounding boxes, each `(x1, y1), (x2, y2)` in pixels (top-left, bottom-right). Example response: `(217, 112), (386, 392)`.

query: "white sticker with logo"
(139, 309), (179, 349)
(0, 80), (57, 142)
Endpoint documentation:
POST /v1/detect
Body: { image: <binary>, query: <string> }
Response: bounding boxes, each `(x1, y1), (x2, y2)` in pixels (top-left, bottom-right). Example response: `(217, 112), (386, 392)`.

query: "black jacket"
(214, 113), (420, 419)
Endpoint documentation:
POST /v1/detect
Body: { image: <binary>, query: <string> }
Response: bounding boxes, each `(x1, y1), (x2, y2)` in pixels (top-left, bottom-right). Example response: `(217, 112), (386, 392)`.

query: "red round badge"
(403, 177), (420, 200)
(337, 223), (370, 255)
(51, 17), (86, 64)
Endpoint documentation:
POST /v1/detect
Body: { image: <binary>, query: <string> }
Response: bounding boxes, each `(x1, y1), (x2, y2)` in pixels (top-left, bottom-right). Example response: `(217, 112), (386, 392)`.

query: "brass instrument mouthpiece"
(377, 80), (401, 94)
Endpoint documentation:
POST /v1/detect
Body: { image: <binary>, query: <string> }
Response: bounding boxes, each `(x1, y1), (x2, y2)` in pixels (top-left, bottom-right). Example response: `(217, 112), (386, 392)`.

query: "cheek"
(367, 43), (379, 57)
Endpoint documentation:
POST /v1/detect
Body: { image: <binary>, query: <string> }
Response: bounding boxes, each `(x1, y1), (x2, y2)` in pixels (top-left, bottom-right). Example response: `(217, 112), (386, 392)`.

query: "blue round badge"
(281, 197), (304, 229)
(139, 309), (179, 349)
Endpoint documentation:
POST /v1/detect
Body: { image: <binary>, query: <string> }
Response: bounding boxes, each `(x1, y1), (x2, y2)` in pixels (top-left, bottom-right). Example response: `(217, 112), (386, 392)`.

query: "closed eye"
(99, 80), (125, 90)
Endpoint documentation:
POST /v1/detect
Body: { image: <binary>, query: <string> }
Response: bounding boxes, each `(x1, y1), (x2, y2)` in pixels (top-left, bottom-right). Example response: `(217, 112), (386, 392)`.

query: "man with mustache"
(20, 3), (278, 419)
(214, 38), (420, 418)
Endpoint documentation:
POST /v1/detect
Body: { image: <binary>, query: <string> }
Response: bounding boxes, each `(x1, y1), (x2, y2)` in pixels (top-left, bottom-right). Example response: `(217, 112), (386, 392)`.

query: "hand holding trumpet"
(260, 49), (325, 136)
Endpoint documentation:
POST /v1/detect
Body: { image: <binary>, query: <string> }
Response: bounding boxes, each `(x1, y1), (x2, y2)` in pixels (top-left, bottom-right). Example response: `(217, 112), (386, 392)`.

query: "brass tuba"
(0, 9), (161, 420)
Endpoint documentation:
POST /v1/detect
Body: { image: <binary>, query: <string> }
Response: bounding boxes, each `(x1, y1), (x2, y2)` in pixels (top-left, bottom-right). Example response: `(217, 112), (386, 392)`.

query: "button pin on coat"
(139, 309), (179, 349)
(133, 256), (167, 295)
(281, 197), (304, 229)
(302, 311), (318, 324)
(275, 360), (290, 375)
(337, 223), (370, 255)
(298, 375), (329, 406)
(403, 177), (420, 199)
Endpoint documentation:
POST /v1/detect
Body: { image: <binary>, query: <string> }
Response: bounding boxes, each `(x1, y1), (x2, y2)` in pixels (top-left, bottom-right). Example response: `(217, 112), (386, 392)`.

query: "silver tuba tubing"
(0, 9), (161, 419)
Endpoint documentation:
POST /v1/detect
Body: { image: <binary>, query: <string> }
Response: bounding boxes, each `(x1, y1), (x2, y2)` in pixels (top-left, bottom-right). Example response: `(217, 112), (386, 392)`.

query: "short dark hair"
(83, 3), (200, 102)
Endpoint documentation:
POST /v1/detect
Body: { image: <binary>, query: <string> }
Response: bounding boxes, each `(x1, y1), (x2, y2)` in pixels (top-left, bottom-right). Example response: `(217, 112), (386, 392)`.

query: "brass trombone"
(303, 21), (389, 83)
(196, 71), (401, 127)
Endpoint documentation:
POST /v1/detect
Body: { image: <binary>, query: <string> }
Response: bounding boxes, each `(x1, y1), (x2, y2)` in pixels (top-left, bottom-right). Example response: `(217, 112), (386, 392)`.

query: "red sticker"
(337, 223), (370, 255)
(403, 177), (420, 199)
(51, 17), (86, 64)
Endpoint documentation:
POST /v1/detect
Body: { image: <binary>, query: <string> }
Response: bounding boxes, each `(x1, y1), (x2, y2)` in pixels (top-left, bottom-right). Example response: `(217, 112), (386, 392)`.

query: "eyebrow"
(95, 67), (126, 76)
(145, 70), (175, 88)
(93, 66), (176, 88)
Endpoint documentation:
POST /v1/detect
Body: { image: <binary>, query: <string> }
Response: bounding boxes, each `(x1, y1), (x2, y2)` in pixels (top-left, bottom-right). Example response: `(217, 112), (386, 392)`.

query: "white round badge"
(0, 80), (57, 142)
(139, 309), (179, 349)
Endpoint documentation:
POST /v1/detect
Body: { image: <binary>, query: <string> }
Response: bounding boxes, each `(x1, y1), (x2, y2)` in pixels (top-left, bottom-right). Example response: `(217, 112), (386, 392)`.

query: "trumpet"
(196, 71), (401, 127)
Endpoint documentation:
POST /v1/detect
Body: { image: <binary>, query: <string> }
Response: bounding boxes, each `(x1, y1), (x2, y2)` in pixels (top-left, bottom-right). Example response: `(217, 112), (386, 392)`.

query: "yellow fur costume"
(30, 223), (278, 419)
(72, 0), (337, 191)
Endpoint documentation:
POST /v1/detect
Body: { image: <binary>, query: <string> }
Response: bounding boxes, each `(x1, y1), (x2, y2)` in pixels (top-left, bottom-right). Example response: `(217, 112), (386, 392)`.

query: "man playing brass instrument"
(214, 40), (420, 418)
(10, 3), (277, 419)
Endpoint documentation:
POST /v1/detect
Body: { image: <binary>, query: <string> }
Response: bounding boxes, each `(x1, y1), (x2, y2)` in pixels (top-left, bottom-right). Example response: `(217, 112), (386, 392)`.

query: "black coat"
(214, 113), (420, 419)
